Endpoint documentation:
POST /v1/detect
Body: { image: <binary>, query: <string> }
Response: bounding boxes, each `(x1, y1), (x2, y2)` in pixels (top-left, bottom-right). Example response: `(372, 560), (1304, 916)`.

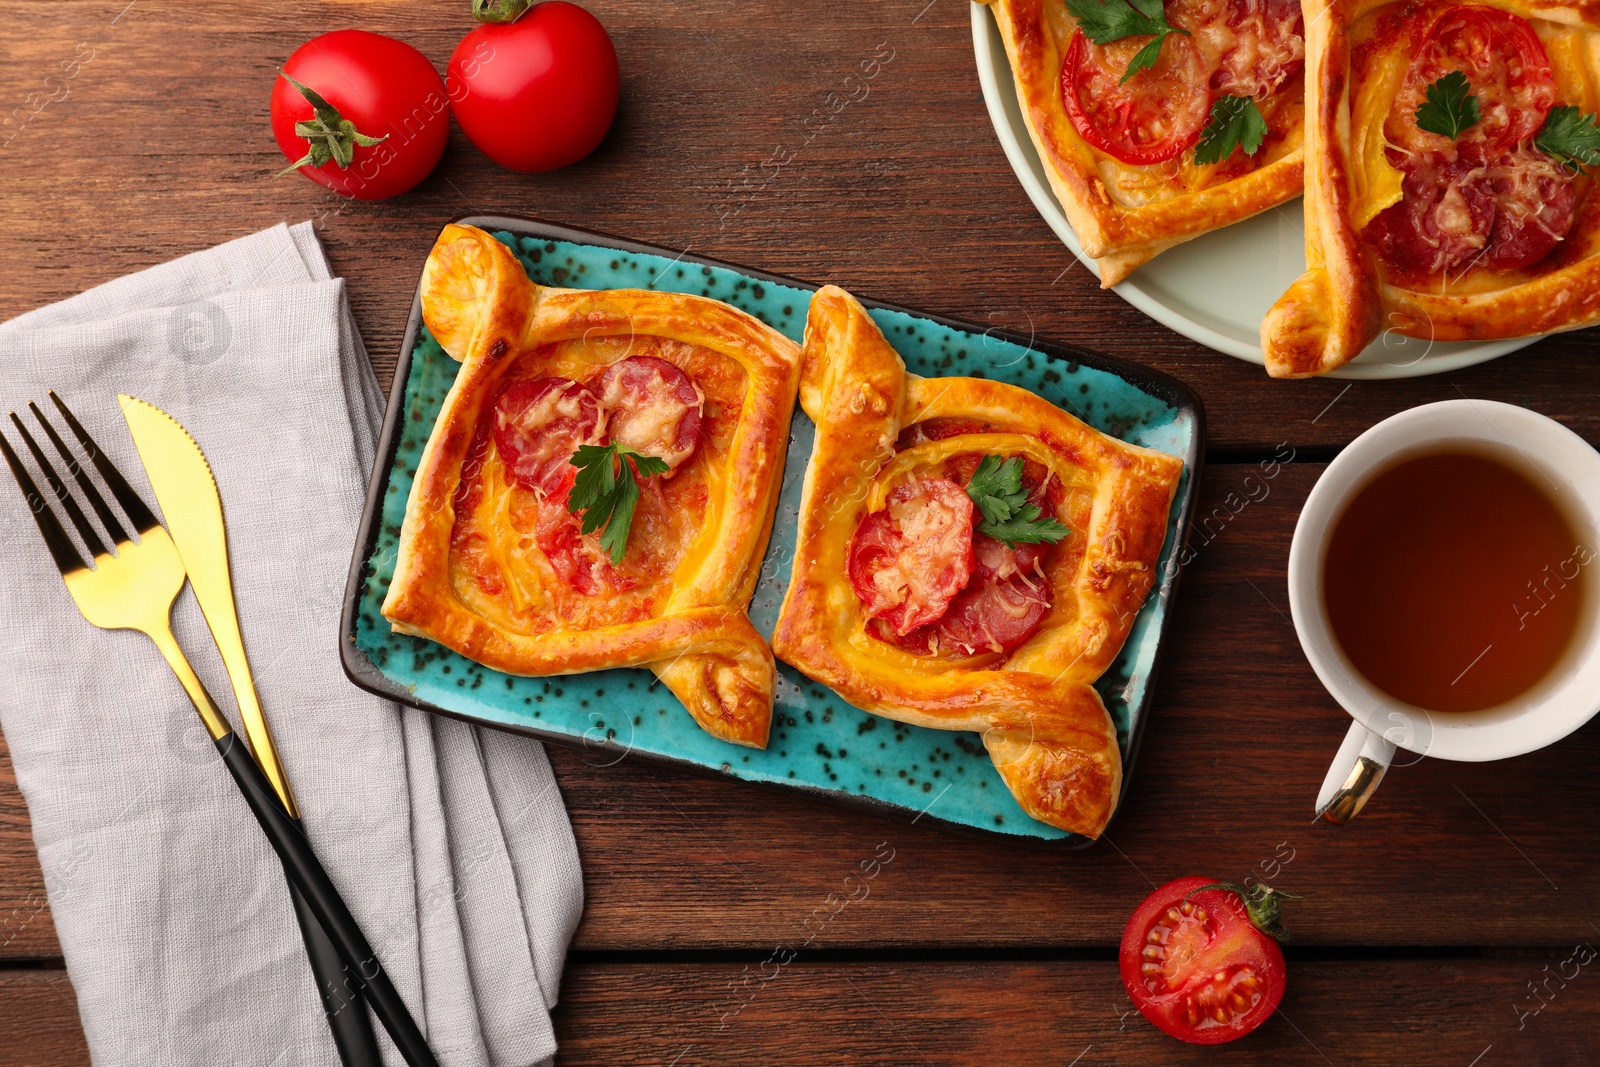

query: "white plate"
(970, 1), (1538, 380)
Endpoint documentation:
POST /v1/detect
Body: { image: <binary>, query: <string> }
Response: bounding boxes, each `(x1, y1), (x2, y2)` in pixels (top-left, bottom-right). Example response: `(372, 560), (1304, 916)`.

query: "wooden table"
(3, 1), (1599, 1062)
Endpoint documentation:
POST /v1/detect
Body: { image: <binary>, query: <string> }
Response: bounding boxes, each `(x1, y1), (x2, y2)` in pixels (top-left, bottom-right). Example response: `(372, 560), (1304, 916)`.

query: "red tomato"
(595, 356), (704, 470)
(1121, 877), (1291, 1044)
(532, 500), (632, 593)
(848, 478), (975, 636)
(914, 574), (1051, 654)
(270, 30), (449, 199)
(493, 377), (607, 497)
(448, 2), (620, 173)
(1390, 6), (1556, 161)
(1061, 28), (1209, 165)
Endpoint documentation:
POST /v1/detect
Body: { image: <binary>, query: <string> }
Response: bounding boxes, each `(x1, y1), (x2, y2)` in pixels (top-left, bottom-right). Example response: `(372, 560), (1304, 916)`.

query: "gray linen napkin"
(0, 222), (582, 1067)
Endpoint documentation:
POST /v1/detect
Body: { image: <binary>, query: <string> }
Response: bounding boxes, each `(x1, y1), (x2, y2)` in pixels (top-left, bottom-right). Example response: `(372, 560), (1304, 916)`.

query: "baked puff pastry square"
(382, 224), (802, 748)
(984, 0), (1308, 285)
(1263, 0), (1600, 377)
(770, 286), (1184, 838)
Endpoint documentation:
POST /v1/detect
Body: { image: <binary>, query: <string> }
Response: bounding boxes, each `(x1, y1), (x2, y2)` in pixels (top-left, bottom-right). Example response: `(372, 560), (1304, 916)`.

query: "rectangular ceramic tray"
(340, 215), (1205, 847)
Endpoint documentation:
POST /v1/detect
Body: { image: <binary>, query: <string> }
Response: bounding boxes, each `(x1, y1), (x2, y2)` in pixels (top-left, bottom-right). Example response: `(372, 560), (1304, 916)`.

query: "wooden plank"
(0, 971), (88, 1067)
(0, 734), (58, 961)
(0, 0), (1594, 456)
(8, 464), (1600, 951)
(4, 958), (1597, 1066)
(552, 959), (1598, 1065)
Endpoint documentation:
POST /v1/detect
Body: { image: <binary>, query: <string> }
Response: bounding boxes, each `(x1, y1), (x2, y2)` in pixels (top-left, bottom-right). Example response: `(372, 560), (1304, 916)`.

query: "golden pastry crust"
(1262, 0), (1600, 377)
(986, 0), (1307, 286)
(383, 224), (802, 748)
(770, 286), (1184, 837)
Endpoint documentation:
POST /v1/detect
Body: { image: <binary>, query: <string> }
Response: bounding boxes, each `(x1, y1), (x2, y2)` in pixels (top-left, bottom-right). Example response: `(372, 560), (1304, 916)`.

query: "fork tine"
(48, 391), (159, 534)
(9, 412), (109, 558)
(0, 424), (88, 575)
(29, 400), (128, 546)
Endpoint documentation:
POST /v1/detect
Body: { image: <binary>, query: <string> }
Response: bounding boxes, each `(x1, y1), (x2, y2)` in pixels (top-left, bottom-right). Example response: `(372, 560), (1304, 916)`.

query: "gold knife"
(119, 396), (299, 814)
(119, 395), (382, 1066)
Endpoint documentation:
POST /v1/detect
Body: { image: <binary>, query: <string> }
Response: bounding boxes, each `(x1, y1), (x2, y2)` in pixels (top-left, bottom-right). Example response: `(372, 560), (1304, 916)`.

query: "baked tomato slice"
(595, 356), (705, 470)
(1061, 27), (1209, 165)
(848, 477), (975, 636)
(1390, 5), (1556, 162)
(1121, 877), (1294, 1044)
(493, 377), (607, 498)
(531, 499), (633, 595)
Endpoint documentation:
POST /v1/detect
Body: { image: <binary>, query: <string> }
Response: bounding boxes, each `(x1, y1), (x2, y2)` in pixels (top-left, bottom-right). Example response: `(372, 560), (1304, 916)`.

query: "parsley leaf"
(1535, 104), (1600, 172)
(963, 455), (1070, 548)
(566, 443), (671, 564)
(1063, 0), (1190, 84)
(1193, 95), (1268, 165)
(1414, 70), (1480, 140)
(980, 504), (1072, 546)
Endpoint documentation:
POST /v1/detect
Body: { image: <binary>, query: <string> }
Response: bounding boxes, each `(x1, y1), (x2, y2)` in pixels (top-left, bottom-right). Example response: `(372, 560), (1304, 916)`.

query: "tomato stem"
(274, 71), (389, 177)
(1187, 882), (1301, 942)
(472, 0), (535, 22)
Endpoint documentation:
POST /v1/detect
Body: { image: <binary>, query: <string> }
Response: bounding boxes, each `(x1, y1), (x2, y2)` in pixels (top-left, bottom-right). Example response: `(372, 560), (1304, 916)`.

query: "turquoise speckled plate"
(340, 216), (1205, 846)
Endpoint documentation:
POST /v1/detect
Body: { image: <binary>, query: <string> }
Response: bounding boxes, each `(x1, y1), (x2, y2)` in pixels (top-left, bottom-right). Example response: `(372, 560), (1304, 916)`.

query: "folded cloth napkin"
(0, 223), (583, 1067)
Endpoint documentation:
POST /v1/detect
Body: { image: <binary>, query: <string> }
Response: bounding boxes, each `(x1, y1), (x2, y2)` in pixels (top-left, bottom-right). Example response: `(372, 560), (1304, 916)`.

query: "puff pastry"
(770, 286), (1184, 837)
(382, 224), (802, 748)
(984, 0), (1308, 285)
(1262, 0), (1600, 377)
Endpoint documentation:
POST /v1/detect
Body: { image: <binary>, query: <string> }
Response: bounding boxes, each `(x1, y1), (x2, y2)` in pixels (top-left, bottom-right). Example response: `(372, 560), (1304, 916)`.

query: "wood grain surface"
(1, 0), (1598, 1063)
(6, 959), (1600, 1065)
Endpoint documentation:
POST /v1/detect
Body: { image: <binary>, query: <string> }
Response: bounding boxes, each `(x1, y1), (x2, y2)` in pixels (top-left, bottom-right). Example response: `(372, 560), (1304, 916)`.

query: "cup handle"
(1315, 720), (1396, 824)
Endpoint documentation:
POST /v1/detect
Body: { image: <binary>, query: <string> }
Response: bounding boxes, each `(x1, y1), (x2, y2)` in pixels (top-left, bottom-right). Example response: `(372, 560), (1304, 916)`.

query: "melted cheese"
(870, 476), (972, 628)
(496, 384), (605, 483)
(1351, 44), (1409, 230)
(601, 370), (704, 462)
(1184, 0), (1305, 99)
(1492, 151), (1567, 228)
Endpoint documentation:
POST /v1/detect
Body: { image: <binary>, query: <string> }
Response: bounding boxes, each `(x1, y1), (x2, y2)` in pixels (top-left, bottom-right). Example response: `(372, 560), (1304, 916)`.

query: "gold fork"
(0, 393), (438, 1067)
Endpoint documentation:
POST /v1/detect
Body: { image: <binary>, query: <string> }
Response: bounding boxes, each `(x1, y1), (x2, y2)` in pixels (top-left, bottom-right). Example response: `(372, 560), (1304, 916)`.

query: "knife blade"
(119, 395), (298, 813)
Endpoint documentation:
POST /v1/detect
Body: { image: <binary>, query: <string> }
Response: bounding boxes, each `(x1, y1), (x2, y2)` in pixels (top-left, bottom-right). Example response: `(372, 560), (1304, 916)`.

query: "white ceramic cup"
(1288, 399), (1600, 823)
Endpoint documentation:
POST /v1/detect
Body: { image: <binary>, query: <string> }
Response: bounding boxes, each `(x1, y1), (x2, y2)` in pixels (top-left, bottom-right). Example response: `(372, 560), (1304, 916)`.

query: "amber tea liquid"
(1322, 447), (1592, 714)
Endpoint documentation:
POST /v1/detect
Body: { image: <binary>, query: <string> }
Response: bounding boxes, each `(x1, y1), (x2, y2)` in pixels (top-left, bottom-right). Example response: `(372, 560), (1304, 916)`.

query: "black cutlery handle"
(216, 732), (438, 1067)
(284, 846), (382, 1066)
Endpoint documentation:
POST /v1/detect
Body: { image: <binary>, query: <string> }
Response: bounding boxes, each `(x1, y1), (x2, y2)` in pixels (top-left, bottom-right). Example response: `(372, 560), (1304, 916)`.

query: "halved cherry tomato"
(848, 478), (975, 635)
(595, 356), (705, 470)
(492, 377), (606, 497)
(1389, 6), (1556, 162)
(1120, 877), (1293, 1044)
(1061, 28), (1209, 165)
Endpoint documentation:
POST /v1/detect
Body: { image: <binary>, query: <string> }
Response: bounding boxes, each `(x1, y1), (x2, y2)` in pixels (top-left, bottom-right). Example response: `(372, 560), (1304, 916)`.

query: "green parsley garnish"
(1414, 70), (1480, 140)
(1063, 0), (1191, 84)
(566, 443), (671, 565)
(1193, 95), (1268, 166)
(964, 455), (1070, 547)
(1535, 104), (1600, 172)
